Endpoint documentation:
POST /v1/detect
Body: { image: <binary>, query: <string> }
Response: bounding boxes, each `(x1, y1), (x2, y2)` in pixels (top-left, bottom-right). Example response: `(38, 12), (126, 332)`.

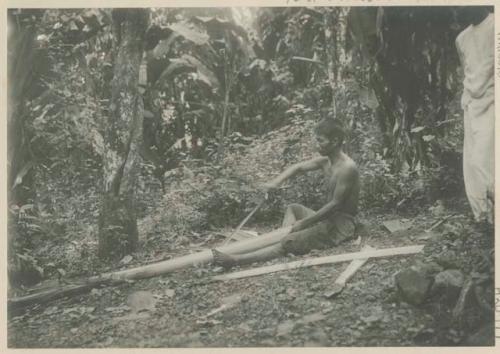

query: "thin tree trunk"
(7, 11), (43, 286)
(98, 9), (149, 259)
(323, 8), (337, 116)
(323, 7), (350, 111)
(217, 77), (231, 159)
(221, 87), (231, 135)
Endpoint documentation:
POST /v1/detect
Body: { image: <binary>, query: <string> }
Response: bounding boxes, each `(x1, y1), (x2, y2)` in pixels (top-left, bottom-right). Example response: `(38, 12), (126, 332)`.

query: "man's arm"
(291, 165), (356, 232)
(264, 156), (328, 189)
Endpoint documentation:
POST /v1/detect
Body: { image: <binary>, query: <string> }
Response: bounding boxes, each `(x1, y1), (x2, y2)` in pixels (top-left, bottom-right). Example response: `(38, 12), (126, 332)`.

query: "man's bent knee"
(284, 203), (303, 214)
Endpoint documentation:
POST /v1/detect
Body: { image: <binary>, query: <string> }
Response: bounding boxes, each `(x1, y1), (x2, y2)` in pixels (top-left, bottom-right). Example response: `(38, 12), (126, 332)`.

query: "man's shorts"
(280, 211), (356, 255)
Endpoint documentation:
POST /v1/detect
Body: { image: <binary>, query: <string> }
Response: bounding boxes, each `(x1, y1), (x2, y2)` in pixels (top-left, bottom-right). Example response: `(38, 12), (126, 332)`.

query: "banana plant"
(145, 12), (256, 159)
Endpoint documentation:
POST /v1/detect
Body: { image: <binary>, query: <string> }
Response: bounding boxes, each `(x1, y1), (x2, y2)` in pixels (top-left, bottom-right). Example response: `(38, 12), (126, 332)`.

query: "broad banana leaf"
(157, 58), (196, 85)
(193, 16), (248, 39)
(152, 33), (179, 59)
(157, 54), (220, 90)
(180, 54), (220, 90)
(168, 22), (210, 46)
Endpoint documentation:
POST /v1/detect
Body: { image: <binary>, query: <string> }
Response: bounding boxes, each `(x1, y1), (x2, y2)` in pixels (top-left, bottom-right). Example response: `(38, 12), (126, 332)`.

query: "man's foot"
(212, 249), (237, 269)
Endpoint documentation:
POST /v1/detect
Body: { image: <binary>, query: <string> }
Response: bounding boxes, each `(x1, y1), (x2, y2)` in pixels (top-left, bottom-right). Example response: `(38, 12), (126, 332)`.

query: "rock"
(127, 291), (157, 314)
(301, 312), (326, 324)
(417, 261), (444, 277)
(383, 219), (412, 234)
(435, 250), (460, 269)
(394, 267), (433, 305)
(430, 269), (464, 300)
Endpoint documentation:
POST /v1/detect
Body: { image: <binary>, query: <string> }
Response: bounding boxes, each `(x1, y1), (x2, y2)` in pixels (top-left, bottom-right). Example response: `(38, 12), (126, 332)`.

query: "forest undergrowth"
(8, 118), (495, 347)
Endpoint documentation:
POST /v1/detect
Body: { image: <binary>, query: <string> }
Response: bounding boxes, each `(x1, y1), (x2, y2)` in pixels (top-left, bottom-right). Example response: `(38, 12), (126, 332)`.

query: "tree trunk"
(323, 8), (337, 115)
(7, 11), (44, 287)
(323, 7), (350, 114)
(323, 8), (351, 150)
(98, 9), (149, 259)
(7, 11), (41, 207)
(217, 65), (232, 160)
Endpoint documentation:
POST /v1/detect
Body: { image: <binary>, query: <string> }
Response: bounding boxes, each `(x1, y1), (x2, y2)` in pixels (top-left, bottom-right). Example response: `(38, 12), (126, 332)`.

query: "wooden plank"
(212, 245), (424, 282)
(324, 245), (373, 298)
(8, 226), (292, 311)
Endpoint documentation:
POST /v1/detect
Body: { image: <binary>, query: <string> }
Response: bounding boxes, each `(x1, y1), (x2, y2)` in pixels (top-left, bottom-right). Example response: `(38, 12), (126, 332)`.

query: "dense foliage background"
(7, 6), (478, 284)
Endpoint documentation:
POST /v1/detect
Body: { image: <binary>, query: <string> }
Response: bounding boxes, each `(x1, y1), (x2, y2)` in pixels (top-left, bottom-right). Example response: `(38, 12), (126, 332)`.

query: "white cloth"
(456, 13), (495, 223)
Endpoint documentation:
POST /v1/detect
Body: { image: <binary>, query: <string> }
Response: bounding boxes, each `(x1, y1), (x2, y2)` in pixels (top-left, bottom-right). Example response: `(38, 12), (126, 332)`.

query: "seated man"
(212, 118), (360, 268)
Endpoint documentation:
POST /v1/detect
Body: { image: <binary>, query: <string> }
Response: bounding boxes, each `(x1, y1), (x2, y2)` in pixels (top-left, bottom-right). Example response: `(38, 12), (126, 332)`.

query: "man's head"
(314, 119), (345, 156)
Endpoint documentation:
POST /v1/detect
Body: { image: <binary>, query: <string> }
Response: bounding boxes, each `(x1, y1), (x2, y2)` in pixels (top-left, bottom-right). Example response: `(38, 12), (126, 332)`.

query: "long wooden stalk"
(8, 226), (292, 311)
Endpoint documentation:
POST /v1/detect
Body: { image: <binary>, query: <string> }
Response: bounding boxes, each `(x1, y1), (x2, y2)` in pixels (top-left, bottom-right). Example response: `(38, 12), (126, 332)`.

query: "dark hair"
(314, 119), (345, 142)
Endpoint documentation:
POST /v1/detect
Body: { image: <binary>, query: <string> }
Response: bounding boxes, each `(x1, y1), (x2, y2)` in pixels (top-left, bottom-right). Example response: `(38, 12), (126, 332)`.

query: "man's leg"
(213, 204), (317, 269)
(213, 221), (330, 268)
(282, 203), (315, 227)
(212, 243), (285, 268)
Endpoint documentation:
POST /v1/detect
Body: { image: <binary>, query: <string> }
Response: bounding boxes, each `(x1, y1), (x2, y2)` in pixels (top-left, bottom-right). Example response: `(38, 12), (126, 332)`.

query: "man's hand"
(260, 182), (279, 198)
(290, 220), (306, 233)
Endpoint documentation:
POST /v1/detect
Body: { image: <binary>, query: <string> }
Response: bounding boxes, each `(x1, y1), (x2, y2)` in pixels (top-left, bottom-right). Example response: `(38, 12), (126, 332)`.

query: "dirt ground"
(8, 196), (495, 348)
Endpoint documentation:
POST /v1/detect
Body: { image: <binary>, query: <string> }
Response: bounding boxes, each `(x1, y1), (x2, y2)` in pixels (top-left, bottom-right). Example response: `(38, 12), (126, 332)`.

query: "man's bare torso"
(322, 152), (359, 216)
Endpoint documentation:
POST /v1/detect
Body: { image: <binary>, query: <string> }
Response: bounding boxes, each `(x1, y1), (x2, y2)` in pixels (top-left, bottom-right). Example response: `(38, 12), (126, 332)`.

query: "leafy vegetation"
(7, 6), (496, 348)
(7, 5), (482, 283)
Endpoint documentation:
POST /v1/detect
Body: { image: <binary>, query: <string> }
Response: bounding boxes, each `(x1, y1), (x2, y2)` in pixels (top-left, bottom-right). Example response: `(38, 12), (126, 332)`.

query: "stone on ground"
(382, 219), (412, 234)
(430, 269), (464, 301)
(394, 267), (433, 305)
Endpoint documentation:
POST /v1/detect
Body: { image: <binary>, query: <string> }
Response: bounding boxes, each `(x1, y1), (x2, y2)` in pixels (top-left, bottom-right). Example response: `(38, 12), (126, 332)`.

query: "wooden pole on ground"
(212, 245), (424, 281)
(323, 245), (374, 298)
(8, 226), (292, 311)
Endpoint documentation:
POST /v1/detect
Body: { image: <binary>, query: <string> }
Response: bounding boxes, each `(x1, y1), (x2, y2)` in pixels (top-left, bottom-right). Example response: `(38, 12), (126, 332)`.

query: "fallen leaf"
(221, 293), (242, 306)
(277, 320), (295, 336)
(104, 306), (129, 313)
(238, 323), (252, 332)
(90, 288), (102, 296)
(205, 304), (229, 318)
(196, 318), (222, 326)
(302, 312), (326, 324)
(120, 255), (133, 265)
(113, 313), (151, 322)
(286, 288), (298, 298)
(127, 290), (157, 313)
(44, 306), (59, 315)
